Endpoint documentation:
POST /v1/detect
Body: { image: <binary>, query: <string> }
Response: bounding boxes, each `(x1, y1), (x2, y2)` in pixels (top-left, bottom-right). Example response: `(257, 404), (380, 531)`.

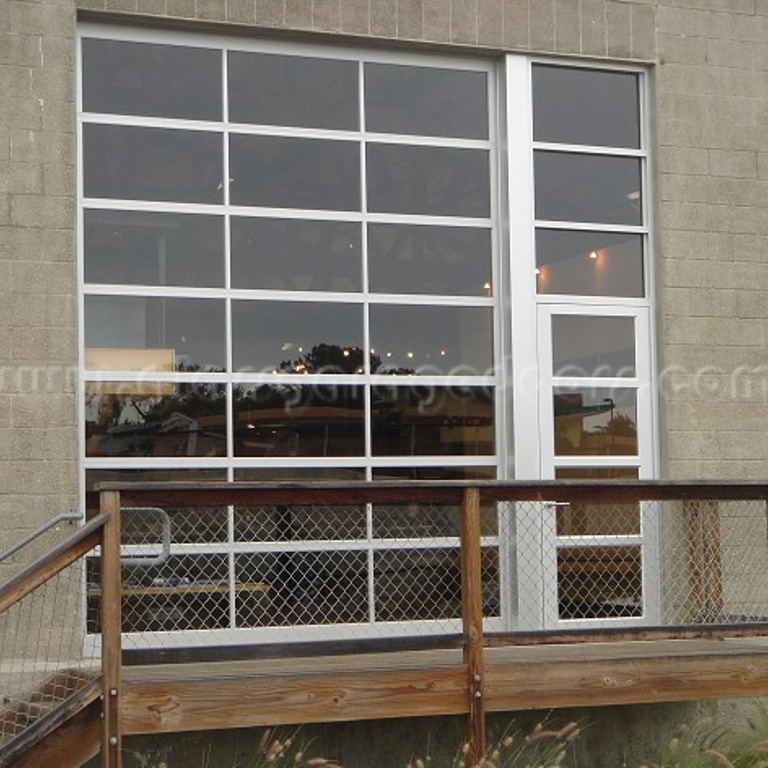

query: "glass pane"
(371, 385), (495, 456)
(84, 296), (225, 372)
(375, 548), (461, 621)
(231, 217), (361, 292)
(84, 210), (224, 287)
(119, 554), (230, 632)
(121, 506), (229, 545)
(555, 467), (639, 480)
(533, 66), (640, 148)
(365, 63), (488, 139)
(233, 384), (365, 457)
(554, 468), (641, 537)
(234, 505), (366, 542)
(367, 144), (490, 217)
(232, 301), (363, 373)
(228, 51), (358, 130)
(554, 387), (637, 456)
(552, 316), (635, 378)
(558, 546), (642, 619)
(368, 224), (492, 296)
(86, 468), (227, 492)
(85, 382), (226, 458)
(372, 502), (498, 538)
(535, 152), (642, 226)
(370, 305), (493, 376)
(83, 125), (223, 204)
(236, 551), (368, 626)
(536, 229), (644, 297)
(229, 135), (360, 211)
(82, 38), (222, 120)
(373, 466), (497, 481)
(235, 467), (366, 482)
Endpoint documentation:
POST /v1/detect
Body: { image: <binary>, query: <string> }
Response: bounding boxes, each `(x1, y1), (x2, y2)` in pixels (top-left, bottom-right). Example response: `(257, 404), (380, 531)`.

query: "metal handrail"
(0, 511), (81, 565)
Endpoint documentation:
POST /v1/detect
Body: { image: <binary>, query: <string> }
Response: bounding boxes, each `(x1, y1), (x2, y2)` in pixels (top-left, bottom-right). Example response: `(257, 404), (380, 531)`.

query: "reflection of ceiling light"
(626, 190), (641, 200)
(386, 352), (392, 358)
(343, 349), (350, 357)
(440, 350), (446, 356)
(247, 423), (256, 429)
(534, 267), (541, 276)
(281, 342), (294, 351)
(589, 251), (599, 260)
(406, 351), (414, 359)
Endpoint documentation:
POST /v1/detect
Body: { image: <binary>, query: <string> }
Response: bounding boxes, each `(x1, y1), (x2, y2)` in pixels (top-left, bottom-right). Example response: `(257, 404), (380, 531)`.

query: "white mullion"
(556, 536), (644, 549)
(532, 141), (647, 158)
(533, 220), (648, 235)
(552, 376), (641, 388)
(83, 284), (228, 298)
(363, 132), (492, 151)
(82, 199), (225, 216)
(365, 293), (494, 307)
(535, 294), (650, 309)
(365, 212), (493, 227)
(81, 113), (225, 133)
(553, 456), (642, 468)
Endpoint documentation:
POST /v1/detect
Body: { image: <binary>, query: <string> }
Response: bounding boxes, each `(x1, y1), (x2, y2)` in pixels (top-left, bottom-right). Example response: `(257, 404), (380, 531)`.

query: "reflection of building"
(3, 2), (768, 765)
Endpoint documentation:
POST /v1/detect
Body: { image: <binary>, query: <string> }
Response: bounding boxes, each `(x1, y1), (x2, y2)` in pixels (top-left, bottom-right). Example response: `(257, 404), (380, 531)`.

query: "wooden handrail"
(0, 513), (110, 615)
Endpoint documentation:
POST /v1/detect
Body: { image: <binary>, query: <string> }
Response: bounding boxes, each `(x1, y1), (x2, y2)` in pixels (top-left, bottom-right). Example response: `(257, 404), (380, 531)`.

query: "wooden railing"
(0, 507), (122, 768)
(87, 479), (768, 766)
(5, 480), (768, 767)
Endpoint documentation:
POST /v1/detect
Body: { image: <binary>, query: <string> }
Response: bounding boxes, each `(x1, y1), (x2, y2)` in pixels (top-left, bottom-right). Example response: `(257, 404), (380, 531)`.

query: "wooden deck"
(121, 638), (768, 735)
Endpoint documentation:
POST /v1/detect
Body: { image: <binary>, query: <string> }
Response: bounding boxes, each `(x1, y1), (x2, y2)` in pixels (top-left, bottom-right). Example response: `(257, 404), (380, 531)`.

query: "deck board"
(121, 639), (768, 735)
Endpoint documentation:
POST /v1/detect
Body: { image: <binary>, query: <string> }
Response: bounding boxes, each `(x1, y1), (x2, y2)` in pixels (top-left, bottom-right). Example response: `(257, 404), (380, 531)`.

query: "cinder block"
(105, 0), (139, 12)
(136, 0), (168, 14)
(554, 0), (579, 54)
(606, 1), (631, 59)
(75, 0), (108, 11)
(256, 0), (285, 26)
(631, 4), (656, 60)
(529, 0), (555, 51)
(195, 0), (228, 21)
(706, 39), (756, 69)
(312, 0), (342, 32)
(451, 0), (476, 44)
(502, 0), (529, 49)
(398, 0), (423, 40)
(477, 0), (502, 47)
(709, 0), (755, 13)
(758, 153), (768, 180)
(709, 150), (758, 179)
(423, 0), (450, 43)
(285, 0), (311, 28)
(165, 0), (198, 19)
(581, 0), (606, 56)
(11, 194), (74, 229)
(370, 0), (396, 36)
(11, 394), (77, 430)
(225, 0), (254, 24)
(340, 0), (370, 35)
(659, 33), (706, 64)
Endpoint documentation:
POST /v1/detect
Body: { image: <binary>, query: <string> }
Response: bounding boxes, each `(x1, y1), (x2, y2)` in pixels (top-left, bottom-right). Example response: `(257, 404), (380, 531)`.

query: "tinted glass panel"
(555, 467), (639, 480)
(535, 152), (642, 226)
(85, 296), (226, 372)
(370, 305), (493, 376)
(554, 387), (637, 456)
(231, 218), (361, 292)
(229, 135), (359, 210)
(371, 385), (494, 456)
(533, 66), (640, 148)
(234, 504), (366, 542)
(85, 382), (226, 458)
(559, 546), (642, 619)
(368, 224), (492, 296)
(552, 316), (635, 378)
(233, 384), (365, 457)
(83, 125), (222, 204)
(536, 229), (644, 297)
(235, 467), (367, 482)
(84, 210), (224, 287)
(228, 52), (358, 130)
(367, 145), (490, 217)
(86, 468), (227, 493)
(373, 467), (497, 481)
(365, 64), (488, 139)
(232, 301), (363, 373)
(82, 38), (222, 120)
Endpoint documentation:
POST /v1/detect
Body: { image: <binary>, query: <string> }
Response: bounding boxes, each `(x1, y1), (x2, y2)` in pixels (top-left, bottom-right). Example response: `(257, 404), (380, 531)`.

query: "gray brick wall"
(0, 0), (766, 549)
(0, 0), (78, 551)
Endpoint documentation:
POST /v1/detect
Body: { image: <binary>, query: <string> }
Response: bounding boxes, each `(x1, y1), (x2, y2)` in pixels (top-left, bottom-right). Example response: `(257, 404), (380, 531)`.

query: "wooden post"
(100, 491), (123, 768)
(461, 487), (485, 765)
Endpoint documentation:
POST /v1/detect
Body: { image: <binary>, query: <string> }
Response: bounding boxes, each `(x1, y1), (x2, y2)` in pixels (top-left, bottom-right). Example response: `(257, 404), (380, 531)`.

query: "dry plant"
(407, 719), (582, 768)
(231, 728), (342, 768)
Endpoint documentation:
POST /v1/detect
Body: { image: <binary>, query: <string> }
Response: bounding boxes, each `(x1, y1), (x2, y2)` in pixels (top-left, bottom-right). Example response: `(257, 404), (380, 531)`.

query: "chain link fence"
(0, 555), (100, 752)
(84, 490), (768, 649)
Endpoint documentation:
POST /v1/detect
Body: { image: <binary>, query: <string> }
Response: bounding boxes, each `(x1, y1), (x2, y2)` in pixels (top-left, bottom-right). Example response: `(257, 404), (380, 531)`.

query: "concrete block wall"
(0, 0), (766, 539)
(0, 0), (78, 556)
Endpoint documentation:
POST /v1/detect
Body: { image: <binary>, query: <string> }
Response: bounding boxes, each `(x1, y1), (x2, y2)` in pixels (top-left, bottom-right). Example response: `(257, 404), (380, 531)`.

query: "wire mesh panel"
(0, 557), (100, 750)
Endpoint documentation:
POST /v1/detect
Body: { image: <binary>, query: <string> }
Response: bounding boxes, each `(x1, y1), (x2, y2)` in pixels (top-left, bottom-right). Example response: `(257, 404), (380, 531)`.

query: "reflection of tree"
(602, 412), (637, 439)
(278, 343), (415, 376)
